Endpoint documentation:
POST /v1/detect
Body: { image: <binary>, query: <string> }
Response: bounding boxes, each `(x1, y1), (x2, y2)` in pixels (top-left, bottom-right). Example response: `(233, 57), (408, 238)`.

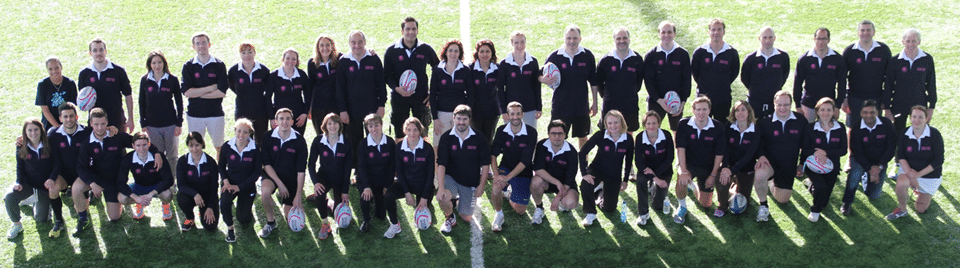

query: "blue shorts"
(499, 168), (531, 205)
(129, 182), (160, 196)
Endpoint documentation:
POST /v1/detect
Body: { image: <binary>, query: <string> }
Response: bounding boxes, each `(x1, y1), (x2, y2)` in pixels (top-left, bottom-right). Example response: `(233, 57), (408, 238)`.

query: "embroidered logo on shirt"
(239, 78), (245, 84)
(253, 78), (262, 83)
(230, 155), (236, 160)
(907, 146), (913, 152)
(243, 157), (253, 162)
(488, 78), (496, 83)
(604, 146), (610, 152)
(398, 56), (404, 61)
(719, 60), (729, 65)
(280, 86), (286, 92)
(511, 72), (516, 78)
(417, 55), (424, 59)
(578, 63), (586, 67)
(135, 169), (141, 174)
(349, 66), (355, 72)
(827, 65), (836, 69)
(93, 148), (100, 154)
(60, 142), (66, 148)
(90, 77), (96, 83)
(454, 79), (463, 83)
(148, 87), (154, 92)
(106, 78), (116, 82)
(810, 64), (816, 70)
(773, 130), (779, 136)
(441, 79), (447, 85)
(658, 60), (664, 66)
(705, 58), (711, 63)
(195, 73), (201, 78)
(416, 157), (426, 161)
(404, 156), (410, 162)
(273, 146), (279, 151)
(758, 63), (763, 69)
(365, 66), (375, 70)
(816, 138), (822, 144)
(467, 146), (476, 150)
(611, 66), (617, 72)
(856, 58), (862, 64)
(561, 63), (567, 69)
(917, 67), (927, 72)
(323, 151), (328, 156)
(369, 152), (375, 158)
(452, 145), (458, 151)
(187, 170), (193, 176)
(523, 71), (532, 75)
(872, 58), (882, 62)
(672, 61), (681, 66)
(902, 67), (908, 73)
(208, 73), (217, 78)
(475, 79), (480, 85)
(863, 137), (869, 142)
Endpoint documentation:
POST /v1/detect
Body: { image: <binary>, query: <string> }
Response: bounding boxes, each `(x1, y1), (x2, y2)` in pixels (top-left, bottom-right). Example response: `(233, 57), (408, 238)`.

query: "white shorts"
(898, 168), (942, 195)
(187, 116), (225, 146)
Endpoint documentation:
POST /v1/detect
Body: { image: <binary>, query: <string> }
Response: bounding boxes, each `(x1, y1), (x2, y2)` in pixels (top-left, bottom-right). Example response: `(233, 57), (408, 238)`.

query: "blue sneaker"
(673, 206), (688, 224)
(7, 224), (23, 239)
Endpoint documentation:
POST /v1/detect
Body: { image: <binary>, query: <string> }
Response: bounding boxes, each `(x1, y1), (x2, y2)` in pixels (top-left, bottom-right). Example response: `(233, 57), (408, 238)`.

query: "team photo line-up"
(8, 16), (940, 243)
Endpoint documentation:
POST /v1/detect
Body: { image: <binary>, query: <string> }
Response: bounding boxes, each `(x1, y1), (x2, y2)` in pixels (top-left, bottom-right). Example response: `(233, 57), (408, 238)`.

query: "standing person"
(384, 17), (439, 140)
(469, 39), (501, 144)
(489, 102), (538, 231)
(692, 19), (740, 125)
(716, 101), (760, 217)
(337, 30), (386, 167)
(36, 57), (77, 130)
(633, 111), (674, 225)
(228, 43), (271, 141)
(431, 39), (474, 144)
(139, 51), (183, 174)
(78, 38), (135, 133)
(308, 113), (353, 239)
(5, 119), (64, 239)
(530, 120), (580, 224)
(116, 132), (174, 222)
(595, 27), (643, 134)
(801, 98), (847, 222)
(886, 105), (943, 220)
(542, 25), (598, 147)
(497, 31), (541, 128)
(842, 20), (891, 125)
(741, 26), (790, 120)
(753, 91), (807, 222)
(436, 105), (490, 233)
(181, 33), (229, 157)
(673, 97), (725, 224)
(218, 119), (262, 242)
(841, 100), (894, 215)
(308, 35), (342, 136)
(644, 21), (692, 130)
(176, 132), (220, 231)
(883, 29), (936, 134)
(578, 110), (634, 226)
(266, 48), (310, 135)
(355, 114), (395, 233)
(258, 108), (308, 238)
(383, 117), (434, 238)
(793, 28), (846, 122)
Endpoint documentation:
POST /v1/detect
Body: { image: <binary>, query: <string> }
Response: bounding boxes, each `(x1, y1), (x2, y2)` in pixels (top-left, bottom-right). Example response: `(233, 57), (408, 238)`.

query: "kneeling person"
(437, 105), (490, 233)
(117, 132), (174, 221)
(177, 132), (220, 231)
(530, 120), (580, 225)
(489, 102), (538, 231)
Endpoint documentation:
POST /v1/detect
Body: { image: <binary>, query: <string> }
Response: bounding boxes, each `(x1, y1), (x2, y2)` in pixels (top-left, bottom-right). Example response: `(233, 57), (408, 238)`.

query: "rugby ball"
(729, 193), (748, 214)
(334, 203), (353, 228)
(78, 86), (97, 112)
(664, 91), (681, 114)
(414, 206), (432, 230)
(543, 62), (561, 89)
(287, 206), (306, 232)
(399, 69), (417, 92)
(804, 155), (834, 174)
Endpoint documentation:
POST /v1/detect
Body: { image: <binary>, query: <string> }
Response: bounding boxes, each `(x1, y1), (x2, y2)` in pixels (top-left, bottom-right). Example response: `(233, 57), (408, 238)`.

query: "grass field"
(2, 0), (959, 267)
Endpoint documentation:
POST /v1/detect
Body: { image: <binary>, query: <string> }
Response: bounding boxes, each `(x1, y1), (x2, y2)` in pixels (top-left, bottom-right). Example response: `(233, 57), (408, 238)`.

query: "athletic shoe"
(360, 221), (370, 233)
(73, 219), (91, 237)
(803, 178), (812, 189)
(687, 181), (697, 193)
(807, 212), (820, 222)
(49, 220), (64, 238)
(492, 211), (504, 231)
(162, 203), (173, 220)
(673, 206), (687, 224)
(181, 219), (195, 231)
(662, 199), (672, 215)
(19, 194), (37, 207)
(503, 186), (512, 201)
(581, 213), (597, 227)
(7, 224), (23, 239)
(133, 204), (145, 219)
(840, 203), (852, 215)
(317, 223), (331, 240)
(531, 208), (544, 225)
(757, 206), (770, 222)
(441, 215), (457, 233)
(635, 214), (649, 226)
(305, 193), (317, 203)
(225, 229), (236, 243)
(714, 208), (725, 218)
(886, 207), (908, 220)
(258, 222), (276, 238)
(383, 223), (402, 239)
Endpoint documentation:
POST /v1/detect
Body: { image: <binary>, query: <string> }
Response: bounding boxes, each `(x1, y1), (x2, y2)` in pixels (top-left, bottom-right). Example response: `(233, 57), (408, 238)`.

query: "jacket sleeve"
(422, 145), (436, 198)
(793, 57), (806, 108)
(308, 138), (323, 185)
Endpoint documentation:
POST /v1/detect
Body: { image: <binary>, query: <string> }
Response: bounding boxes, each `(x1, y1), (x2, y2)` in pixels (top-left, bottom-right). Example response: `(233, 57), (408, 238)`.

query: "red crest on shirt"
(730, 137), (735, 143)
(475, 79), (480, 85)
(611, 66), (617, 72)
(672, 61), (681, 66)
(317, 73), (322, 78)
(863, 137), (869, 142)
(230, 155), (236, 160)
(546, 156), (551, 161)
(93, 148), (100, 154)
(89, 77), (96, 83)
(187, 170), (193, 176)
(856, 58), (862, 64)
(369, 152), (375, 158)
(280, 86), (286, 92)
(135, 169), (141, 174)
(907, 146), (913, 152)
(511, 72), (516, 78)
(441, 79), (447, 85)
(404, 156), (409, 162)
(239, 78), (245, 84)
(773, 130), (780, 136)
(398, 56), (404, 61)
(452, 145), (458, 151)
(917, 67), (926, 72)
(148, 87), (154, 92)
(349, 66), (355, 72)
(323, 151), (328, 157)
(645, 150), (650, 155)
(902, 67), (908, 73)
(60, 142), (66, 148)
(658, 60), (664, 66)
(810, 64), (816, 70)
(705, 58), (711, 63)
(506, 141), (511, 147)
(604, 146), (610, 152)
(815, 138), (821, 144)
(273, 146), (279, 151)
(208, 73), (216, 78)
(691, 134), (696, 140)
(195, 73), (201, 78)
(757, 63), (763, 69)
(561, 63), (567, 69)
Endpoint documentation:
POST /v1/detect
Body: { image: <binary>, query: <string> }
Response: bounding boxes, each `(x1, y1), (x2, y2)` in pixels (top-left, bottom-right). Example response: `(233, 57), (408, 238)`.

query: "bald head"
(759, 26), (776, 50)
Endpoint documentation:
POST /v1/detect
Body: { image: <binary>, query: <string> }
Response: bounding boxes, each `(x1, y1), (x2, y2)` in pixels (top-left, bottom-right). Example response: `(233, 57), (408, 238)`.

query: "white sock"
(496, 210), (503, 216)
(678, 198), (687, 208)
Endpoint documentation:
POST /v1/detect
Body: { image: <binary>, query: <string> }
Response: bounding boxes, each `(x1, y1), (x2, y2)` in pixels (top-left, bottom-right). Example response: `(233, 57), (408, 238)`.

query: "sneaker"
(383, 223), (402, 239)
(808, 212), (820, 222)
(360, 221), (371, 233)
(687, 181), (697, 193)
(305, 193), (317, 203)
(49, 220), (65, 238)
(757, 206), (770, 222)
(441, 215), (457, 233)
(886, 207), (908, 220)
(673, 206), (687, 224)
(225, 229), (236, 243)
(7, 224), (23, 239)
(181, 219), (195, 231)
(19, 194), (37, 207)
(317, 223), (331, 240)
(258, 222), (276, 238)
(531, 208), (544, 225)
(803, 178), (812, 189)
(635, 214), (649, 226)
(503, 186), (512, 201)
(73, 219), (91, 237)
(133, 204), (145, 219)
(662, 200), (672, 215)
(492, 211), (505, 232)
(840, 203), (852, 215)
(714, 209), (725, 218)
(162, 203), (173, 220)
(581, 213), (597, 226)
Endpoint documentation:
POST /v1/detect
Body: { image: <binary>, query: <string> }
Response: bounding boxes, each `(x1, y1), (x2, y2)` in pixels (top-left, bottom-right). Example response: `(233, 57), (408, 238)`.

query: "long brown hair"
(313, 35), (339, 69)
(145, 50), (170, 75)
(18, 118), (50, 159)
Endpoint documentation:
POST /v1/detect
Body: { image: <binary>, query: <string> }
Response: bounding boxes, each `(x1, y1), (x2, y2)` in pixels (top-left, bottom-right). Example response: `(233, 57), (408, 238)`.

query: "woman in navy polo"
(634, 111), (674, 225)
(431, 39), (474, 144)
(801, 97), (846, 222)
(308, 113), (353, 239)
(469, 39), (500, 144)
(383, 117), (434, 238)
(579, 110), (634, 227)
(267, 49), (310, 135)
(887, 105), (944, 220)
(5, 119), (63, 239)
(176, 132), (220, 232)
(139, 51), (183, 174)
(308, 35), (342, 136)
(498, 31), (541, 127)
(218, 119), (262, 242)
(227, 43), (271, 141)
(716, 101), (761, 217)
(356, 114), (396, 233)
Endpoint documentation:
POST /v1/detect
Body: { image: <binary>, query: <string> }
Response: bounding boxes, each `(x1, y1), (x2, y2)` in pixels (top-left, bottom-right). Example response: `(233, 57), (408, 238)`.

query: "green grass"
(2, 0), (959, 267)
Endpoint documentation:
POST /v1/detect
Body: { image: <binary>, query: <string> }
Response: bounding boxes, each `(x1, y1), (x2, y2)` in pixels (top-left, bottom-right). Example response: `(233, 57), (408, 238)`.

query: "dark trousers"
(220, 189), (255, 227)
(636, 173), (672, 215)
(315, 182), (346, 218)
(806, 171), (838, 213)
(472, 116), (499, 146)
(177, 192), (220, 230)
(717, 172), (755, 210)
(580, 175), (621, 214)
(359, 185), (386, 222)
(391, 98), (431, 139)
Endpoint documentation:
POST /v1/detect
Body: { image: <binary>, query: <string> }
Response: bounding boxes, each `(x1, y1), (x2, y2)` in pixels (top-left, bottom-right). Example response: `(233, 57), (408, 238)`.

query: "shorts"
(770, 164), (798, 190)
(498, 168), (530, 205)
(551, 115), (590, 138)
(267, 177), (297, 206)
(187, 115), (225, 146)
(899, 168), (942, 195)
(443, 175), (476, 215)
(129, 182), (160, 196)
(100, 183), (120, 203)
(433, 111), (454, 145)
(686, 166), (714, 192)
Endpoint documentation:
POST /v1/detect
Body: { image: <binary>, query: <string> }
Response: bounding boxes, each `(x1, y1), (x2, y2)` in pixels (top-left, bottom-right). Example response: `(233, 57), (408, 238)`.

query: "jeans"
(841, 160), (885, 204)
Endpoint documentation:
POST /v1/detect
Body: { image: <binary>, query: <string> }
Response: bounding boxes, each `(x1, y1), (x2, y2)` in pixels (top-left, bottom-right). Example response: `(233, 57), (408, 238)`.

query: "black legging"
(177, 193), (220, 231)
(315, 181), (346, 219)
(717, 172), (755, 210)
(806, 171), (839, 213)
(636, 172), (672, 215)
(384, 182), (432, 225)
(220, 189), (255, 227)
(359, 185), (386, 222)
(580, 175), (621, 214)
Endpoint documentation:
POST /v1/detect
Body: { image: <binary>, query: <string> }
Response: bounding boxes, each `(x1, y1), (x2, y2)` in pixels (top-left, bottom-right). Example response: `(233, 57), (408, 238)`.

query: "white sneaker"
(503, 186), (512, 201)
(581, 213), (597, 226)
(558, 202), (569, 212)
(383, 223), (402, 239)
(531, 208), (544, 225)
(757, 206), (770, 222)
(441, 216), (457, 233)
(492, 211), (505, 231)
(593, 182), (604, 193)
(808, 212), (820, 222)
(662, 199), (672, 215)
(635, 214), (649, 226)
(19, 194), (37, 207)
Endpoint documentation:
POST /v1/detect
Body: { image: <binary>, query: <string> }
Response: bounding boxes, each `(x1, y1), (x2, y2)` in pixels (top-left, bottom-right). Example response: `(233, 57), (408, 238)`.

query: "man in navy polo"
(741, 27), (790, 120)
(793, 28), (846, 122)
(78, 38), (134, 133)
(842, 20), (891, 125)
(596, 27), (643, 135)
(541, 25), (598, 148)
(383, 17), (439, 141)
(692, 19), (740, 125)
(643, 21), (691, 131)
(337, 30), (387, 167)
(436, 105), (490, 233)
(181, 33), (229, 157)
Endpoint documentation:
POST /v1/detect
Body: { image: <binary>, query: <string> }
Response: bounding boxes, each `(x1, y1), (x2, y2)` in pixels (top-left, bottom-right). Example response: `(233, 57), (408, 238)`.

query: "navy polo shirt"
(545, 46), (597, 117)
(843, 41), (891, 100)
(181, 56), (228, 118)
(118, 151), (173, 196)
(801, 121), (848, 174)
(430, 60), (474, 118)
(307, 56), (340, 115)
(470, 61), (501, 118)
(396, 138), (435, 197)
(741, 49), (790, 106)
(16, 143), (59, 189)
(228, 62), (271, 120)
(675, 117), (726, 171)
(897, 125), (944, 178)
(218, 138), (262, 193)
(336, 51), (387, 116)
(176, 153), (219, 198)
(437, 127), (490, 187)
(497, 52), (541, 113)
(724, 123), (761, 174)
(47, 125), (90, 178)
(692, 42), (740, 101)
(849, 117), (895, 168)
(634, 129), (674, 179)
(78, 61), (132, 127)
(383, 39), (440, 103)
(758, 112), (806, 168)
(356, 134), (396, 189)
(580, 130), (634, 182)
(533, 139), (579, 188)
(77, 131), (137, 187)
(643, 42), (691, 103)
(884, 50), (936, 114)
(309, 134), (353, 193)
(267, 67), (310, 118)
(793, 49), (847, 108)
(490, 123), (538, 178)
(595, 50), (643, 116)
(260, 129), (308, 183)
(138, 72), (183, 128)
